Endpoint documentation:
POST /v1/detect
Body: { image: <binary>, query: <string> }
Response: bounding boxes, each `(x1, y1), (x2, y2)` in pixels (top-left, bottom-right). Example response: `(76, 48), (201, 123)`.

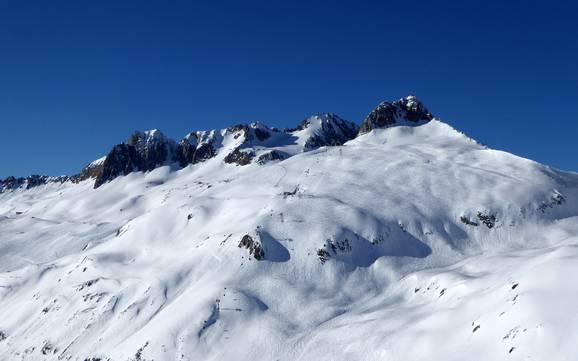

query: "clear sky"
(1, 0), (577, 178)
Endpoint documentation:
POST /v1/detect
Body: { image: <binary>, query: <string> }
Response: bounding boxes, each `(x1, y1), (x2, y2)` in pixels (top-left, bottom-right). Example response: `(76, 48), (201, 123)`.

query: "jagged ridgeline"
(0, 96), (431, 191)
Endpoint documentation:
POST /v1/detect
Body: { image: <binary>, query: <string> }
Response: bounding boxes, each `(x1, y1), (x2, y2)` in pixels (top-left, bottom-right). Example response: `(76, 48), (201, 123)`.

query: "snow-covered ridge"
(89, 114), (358, 188)
(1, 95), (578, 360)
(1, 96), (367, 191)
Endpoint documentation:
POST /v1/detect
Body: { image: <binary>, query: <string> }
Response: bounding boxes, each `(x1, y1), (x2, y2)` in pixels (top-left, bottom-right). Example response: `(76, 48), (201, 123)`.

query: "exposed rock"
(257, 150), (289, 165)
(175, 140), (217, 167)
(127, 130), (173, 171)
(175, 129), (221, 168)
(75, 159), (105, 182)
(238, 234), (264, 260)
(460, 215), (479, 227)
(0, 175), (69, 193)
(41, 341), (56, 355)
(317, 248), (331, 264)
(94, 130), (176, 188)
(228, 123), (271, 142)
(358, 95), (433, 134)
(282, 186), (299, 198)
(174, 139), (196, 167)
(224, 148), (255, 166)
(317, 238), (352, 264)
(133, 341), (149, 361)
(94, 144), (141, 188)
(477, 212), (496, 229)
(193, 142), (216, 163)
(538, 191), (566, 212)
(253, 126), (271, 141)
(300, 114), (359, 150)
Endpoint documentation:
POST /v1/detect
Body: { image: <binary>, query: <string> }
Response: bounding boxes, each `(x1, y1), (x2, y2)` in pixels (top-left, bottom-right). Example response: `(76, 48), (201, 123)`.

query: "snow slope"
(0, 98), (577, 360)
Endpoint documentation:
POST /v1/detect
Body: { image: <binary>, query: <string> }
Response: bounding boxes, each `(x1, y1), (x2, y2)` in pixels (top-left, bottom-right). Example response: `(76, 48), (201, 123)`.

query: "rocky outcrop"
(257, 150), (289, 165)
(228, 123), (272, 142)
(0, 175), (69, 192)
(224, 147), (255, 166)
(317, 238), (353, 264)
(127, 130), (174, 171)
(460, 215), (479, 227)
(174, 139), (196, 167)
(300, 113), (359, 150)
(74, 157), (105, 182)
(358, 95), (433, 134)
(174, 134), (216, 167)
(538, 191), (566, 212)
(238, 234), (264, 260)
(477, 212), (496, 229)
(94, 144), (142, 188)
(460, 212), (497, 229)
(94, 130), (175, 188)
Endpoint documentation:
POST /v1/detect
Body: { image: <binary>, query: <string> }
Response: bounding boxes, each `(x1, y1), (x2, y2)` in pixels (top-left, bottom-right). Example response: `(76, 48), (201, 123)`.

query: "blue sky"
(1, 0), (577, 177)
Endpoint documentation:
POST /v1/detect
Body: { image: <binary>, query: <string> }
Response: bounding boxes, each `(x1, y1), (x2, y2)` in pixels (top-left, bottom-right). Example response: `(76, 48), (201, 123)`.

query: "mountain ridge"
(0, 96), (430, 191)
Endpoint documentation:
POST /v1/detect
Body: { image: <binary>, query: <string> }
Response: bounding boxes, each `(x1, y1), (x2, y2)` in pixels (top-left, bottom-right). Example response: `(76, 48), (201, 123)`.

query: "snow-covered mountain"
(1, 96), (577, 361)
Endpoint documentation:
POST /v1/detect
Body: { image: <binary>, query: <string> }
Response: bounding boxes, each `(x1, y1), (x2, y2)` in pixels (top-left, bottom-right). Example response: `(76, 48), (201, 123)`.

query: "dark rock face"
(254, 127), (271, 141)
(257, 150), (289, 165)
(194, 143), (216, 163)
(174, 138), (216, 167)
(358, 96), (433, 134)
(174, 140), (196, 167)
(302, 113), (359, 150)
(460, 216), (479, 227)
(94, 144), (142, 188)
(0, 175), (69, 193)
(238, 234), (264, 260)
(224, 147), (255, 166)
(94, 130), (175, 188)
(75, 160), (105, 182)
(127, 131), (171, 171)
(228, 123), (271, 143)
(174, 133), (217, 167)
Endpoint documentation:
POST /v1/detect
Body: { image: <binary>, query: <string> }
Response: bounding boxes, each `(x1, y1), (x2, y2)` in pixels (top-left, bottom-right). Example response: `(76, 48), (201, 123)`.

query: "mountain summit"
(358, 95), (434, 134)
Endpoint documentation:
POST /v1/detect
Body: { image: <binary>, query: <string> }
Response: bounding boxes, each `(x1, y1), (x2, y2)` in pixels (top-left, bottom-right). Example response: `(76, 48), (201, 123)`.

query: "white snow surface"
(1, 120), (578, 360)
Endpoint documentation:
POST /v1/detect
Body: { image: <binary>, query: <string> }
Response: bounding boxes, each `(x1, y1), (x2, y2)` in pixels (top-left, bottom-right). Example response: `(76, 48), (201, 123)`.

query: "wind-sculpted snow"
(0, 98), (578, 360)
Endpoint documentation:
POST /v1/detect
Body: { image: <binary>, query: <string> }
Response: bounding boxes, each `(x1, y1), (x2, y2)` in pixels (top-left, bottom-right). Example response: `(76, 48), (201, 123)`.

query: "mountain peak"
(127, 129), (172, 147)
(296, 113), (359, 150)
(358, 95), (434, 134)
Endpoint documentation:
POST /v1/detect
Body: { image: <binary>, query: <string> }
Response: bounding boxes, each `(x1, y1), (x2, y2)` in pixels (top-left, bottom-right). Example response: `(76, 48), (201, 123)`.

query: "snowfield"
(0, 98), (577, 360)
